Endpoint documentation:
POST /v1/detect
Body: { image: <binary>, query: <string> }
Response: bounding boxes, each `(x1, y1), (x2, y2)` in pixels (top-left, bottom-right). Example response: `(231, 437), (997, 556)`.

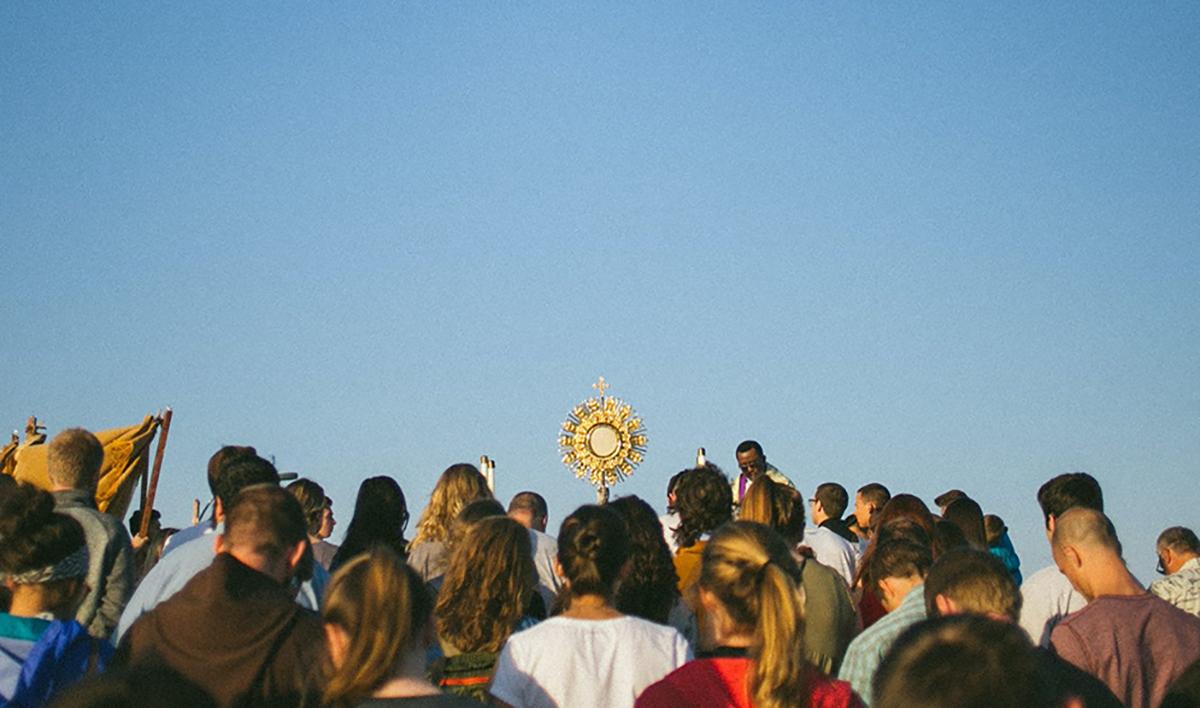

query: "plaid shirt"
(837, 584), (927, 706)
(1150, 557), (1200, 617)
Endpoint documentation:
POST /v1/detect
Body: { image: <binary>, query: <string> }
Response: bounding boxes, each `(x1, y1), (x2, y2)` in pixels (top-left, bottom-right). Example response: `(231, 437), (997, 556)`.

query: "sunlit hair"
(286, 478), (327, 537)
(608, 495), (680, 624)
(444, 498), (506, 556)
(924, 547), (1020, 622)
(46, 428), (104, 491)
(700, 521), (808, 708)
(557, 505), (629, 599)
(409, 464), (492, 549)
(738, 477), (806, 546)
(435, 516), (534, 653)
(322, 547), (432, 708)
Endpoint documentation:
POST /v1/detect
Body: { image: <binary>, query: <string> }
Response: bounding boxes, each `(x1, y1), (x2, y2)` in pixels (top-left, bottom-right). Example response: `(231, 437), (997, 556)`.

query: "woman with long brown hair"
(433, 516), (536, 701)
(322, 546), (478, 707)
(637, 522), (862, 708)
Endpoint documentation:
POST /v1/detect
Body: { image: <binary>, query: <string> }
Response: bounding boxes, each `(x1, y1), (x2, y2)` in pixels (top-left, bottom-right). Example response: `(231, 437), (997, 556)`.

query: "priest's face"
(736, 448), (765, 481)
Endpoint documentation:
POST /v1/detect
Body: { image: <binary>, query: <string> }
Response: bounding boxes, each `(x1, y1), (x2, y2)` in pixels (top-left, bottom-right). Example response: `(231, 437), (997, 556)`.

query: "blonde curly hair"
(409, 463), (491, 549)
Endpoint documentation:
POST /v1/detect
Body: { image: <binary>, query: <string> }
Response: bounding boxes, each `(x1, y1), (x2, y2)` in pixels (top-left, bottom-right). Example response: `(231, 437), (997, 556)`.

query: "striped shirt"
(1150, 557), (1200, 617)
(837, 584), (927, 706)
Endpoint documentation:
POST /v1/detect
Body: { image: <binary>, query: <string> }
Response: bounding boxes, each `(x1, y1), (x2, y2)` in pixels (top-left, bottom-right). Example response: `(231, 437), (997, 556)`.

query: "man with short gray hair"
(1151, 526), (1200, 616)
(47, 427), (135, 639)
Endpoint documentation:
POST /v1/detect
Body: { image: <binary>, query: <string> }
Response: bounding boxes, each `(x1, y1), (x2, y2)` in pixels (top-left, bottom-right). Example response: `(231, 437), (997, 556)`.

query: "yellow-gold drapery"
(3, 415), (161, 519)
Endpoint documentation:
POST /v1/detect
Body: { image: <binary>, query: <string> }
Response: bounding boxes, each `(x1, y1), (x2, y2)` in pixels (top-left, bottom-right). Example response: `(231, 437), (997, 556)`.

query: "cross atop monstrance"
(559, 377), (647, 504)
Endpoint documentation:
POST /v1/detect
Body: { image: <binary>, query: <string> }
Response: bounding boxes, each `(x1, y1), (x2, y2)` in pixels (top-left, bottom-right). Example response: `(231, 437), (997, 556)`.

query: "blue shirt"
(115, 523), (328, 642)
(837, 584), (927, 706)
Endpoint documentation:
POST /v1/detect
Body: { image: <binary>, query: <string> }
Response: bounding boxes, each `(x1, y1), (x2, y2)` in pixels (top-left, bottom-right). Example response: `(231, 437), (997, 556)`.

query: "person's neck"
(6, 585), (62, 619)
(563, 593), (622, 620)
(1084, 559), (1144, 601)
(308, 534), (322, 545)
(372, 649), (442, 698)
(814, 512), (830, 526)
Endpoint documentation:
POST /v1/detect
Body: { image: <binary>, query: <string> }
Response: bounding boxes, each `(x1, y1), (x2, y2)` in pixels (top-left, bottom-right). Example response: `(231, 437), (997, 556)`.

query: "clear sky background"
(3, 3), (1197, 583)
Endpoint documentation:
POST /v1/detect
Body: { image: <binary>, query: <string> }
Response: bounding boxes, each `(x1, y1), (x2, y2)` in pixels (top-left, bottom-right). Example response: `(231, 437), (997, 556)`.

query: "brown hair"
(923, 547), (1020, 621)
(738, 477), (805, 546)
(557, 505), (629, 599)
(942, 498), (987, 549)
(46, 428), (104, 491)
(322, 547), (432, 707)
(435, 516), (533, 653)
(286, 478), (327, 537)
(223, 485), (307, 562)
(700, 522), (808, 708)
(409, 464), (492, 549)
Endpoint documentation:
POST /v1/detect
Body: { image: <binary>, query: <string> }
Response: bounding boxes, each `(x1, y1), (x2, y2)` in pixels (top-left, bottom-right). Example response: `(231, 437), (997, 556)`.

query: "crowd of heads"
(1, 431), (1198, 708)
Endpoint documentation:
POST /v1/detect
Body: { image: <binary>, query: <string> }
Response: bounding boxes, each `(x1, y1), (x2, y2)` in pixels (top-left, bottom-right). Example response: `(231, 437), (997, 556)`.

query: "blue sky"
(3, 3), (1197, 582)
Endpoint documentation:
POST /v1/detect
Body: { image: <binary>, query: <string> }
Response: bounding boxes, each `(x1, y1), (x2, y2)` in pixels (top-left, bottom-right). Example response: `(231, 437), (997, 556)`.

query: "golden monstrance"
(559, 377), (648, 503)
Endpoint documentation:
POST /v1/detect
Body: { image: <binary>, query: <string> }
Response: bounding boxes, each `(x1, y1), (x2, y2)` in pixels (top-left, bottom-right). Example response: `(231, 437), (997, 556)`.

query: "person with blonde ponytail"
(322, 546), (479, 707)
(490, 505), (690, 708)
(637, 522), (863, 708)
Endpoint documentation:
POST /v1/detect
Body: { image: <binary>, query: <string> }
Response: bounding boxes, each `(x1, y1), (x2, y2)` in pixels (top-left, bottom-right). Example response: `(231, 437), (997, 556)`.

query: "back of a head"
(286, 478), (326, 537)
(49, 663), (217, 708)
(869, 536), (933, 590)
(46, 428), (104, 492)
(1052, 507), (1121, 556)
(673, 464), (732, 548)
(557, 505), (629, 598)
(934, 489), (968, 510)
(1037, 472), (1103, 528)
(212, 453), (279, 508)
(942, 498), (987, 549)
(0, 481), (88, 583)
(983, 514), (1007, 547)
(815, 483), (849, 519)
(436, 516), (534, 653)
(739, 478), (805, 546)
(323, 547), (431, 707)
(446, 498), (506, 551)
(874, 615), (1052, 708)
(206, 445), (258, 498)
(348, 476), (409, 540)
(413, 464), (491, 545)
(608, 495), (681, 624)
(701, 521), (807, 708)
(507, 491), (548, 520)
(1158, 526), (1200, 555)
(924, 547), (1021, 622)
(223, 485), (307, 563)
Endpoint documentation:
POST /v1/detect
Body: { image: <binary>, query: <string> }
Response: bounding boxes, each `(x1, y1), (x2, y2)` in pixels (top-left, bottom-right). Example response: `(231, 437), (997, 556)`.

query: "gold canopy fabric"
(4, 415), (160, 519)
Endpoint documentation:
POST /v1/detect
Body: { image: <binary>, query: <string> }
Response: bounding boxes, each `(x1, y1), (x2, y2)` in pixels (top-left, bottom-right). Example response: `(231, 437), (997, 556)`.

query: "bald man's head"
(1051, 507), (1121, 555)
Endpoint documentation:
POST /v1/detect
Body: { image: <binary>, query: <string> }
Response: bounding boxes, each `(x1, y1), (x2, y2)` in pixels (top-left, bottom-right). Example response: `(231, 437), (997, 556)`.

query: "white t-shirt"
(490, 615), (691, 708)
(1019, 564), (1086, 647)
(802, 525), (858, 588)
(528, 529), (562, 610)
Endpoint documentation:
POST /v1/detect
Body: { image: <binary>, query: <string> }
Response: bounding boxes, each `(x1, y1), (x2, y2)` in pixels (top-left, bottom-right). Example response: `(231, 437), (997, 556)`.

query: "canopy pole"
(138, 407), (173, 538)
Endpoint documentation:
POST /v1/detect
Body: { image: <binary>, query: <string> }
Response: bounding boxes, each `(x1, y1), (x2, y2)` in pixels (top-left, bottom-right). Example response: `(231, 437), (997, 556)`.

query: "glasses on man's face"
(1156, 555), (1167, 575)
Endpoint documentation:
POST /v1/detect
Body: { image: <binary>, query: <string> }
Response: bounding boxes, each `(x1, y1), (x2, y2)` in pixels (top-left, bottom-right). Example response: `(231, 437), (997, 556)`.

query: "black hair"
(212, 454), (279, 508)
(0, 481), (86, 577)
(736, 440), (763, 457)
(815, 482), (850, 519)
(608, 495), (680, 624)
(331, 476), (409, 571)
(1036, 472), (1102, 528)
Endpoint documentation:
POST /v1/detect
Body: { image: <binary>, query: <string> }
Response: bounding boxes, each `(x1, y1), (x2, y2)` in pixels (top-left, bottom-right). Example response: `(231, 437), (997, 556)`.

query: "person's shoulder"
(809, 670), (862, 708)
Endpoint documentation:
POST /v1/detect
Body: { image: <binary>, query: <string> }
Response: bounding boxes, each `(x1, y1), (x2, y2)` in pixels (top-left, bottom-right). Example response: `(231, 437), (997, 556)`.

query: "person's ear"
(287, 540), (307, 571)
(213, 497), (226, 524)
(1046, 515), (1057, 539)
(934, 593), (958, 617)
(324, 623), (350, 668)
(553, 557), (566, 582)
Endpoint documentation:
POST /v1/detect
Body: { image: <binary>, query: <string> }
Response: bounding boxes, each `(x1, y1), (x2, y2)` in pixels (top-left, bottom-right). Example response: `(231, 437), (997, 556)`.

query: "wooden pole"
(138, 408), (173, 538)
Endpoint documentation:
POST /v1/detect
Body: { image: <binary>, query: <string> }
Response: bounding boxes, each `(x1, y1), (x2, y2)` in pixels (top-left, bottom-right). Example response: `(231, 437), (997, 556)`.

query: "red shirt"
(636, 656), (864, 708)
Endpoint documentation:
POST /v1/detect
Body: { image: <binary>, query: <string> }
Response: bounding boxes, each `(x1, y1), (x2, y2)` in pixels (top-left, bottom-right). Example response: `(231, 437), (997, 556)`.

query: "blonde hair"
(737, 478), (805, 546)
(409, 464), (491, 549)
(435, 516), (534, 653)
(322, 547), (432, 707)
(700, 521), (808, 708)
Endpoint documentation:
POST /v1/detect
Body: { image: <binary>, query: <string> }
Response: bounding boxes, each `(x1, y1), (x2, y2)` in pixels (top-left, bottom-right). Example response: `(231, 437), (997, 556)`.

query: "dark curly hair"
(608, 496), (680, 624)
(0, 481), (86, 579)
(673, 465), (732, 549)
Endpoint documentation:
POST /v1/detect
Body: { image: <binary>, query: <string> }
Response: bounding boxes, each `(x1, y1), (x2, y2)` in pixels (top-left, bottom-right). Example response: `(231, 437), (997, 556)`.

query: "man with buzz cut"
(1050, 508), (1200, 708)
(47, 427), (136, 639)
(731, 440), (793, 510)
(508, 490), (562, 609)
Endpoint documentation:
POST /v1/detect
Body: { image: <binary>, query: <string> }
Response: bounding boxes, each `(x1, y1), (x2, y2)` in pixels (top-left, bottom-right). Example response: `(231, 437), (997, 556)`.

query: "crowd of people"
(1, 430), (1198, 707)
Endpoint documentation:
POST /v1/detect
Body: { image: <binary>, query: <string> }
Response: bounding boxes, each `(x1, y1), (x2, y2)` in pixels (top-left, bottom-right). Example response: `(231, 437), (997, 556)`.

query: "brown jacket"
(119, 553), (324, 707)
